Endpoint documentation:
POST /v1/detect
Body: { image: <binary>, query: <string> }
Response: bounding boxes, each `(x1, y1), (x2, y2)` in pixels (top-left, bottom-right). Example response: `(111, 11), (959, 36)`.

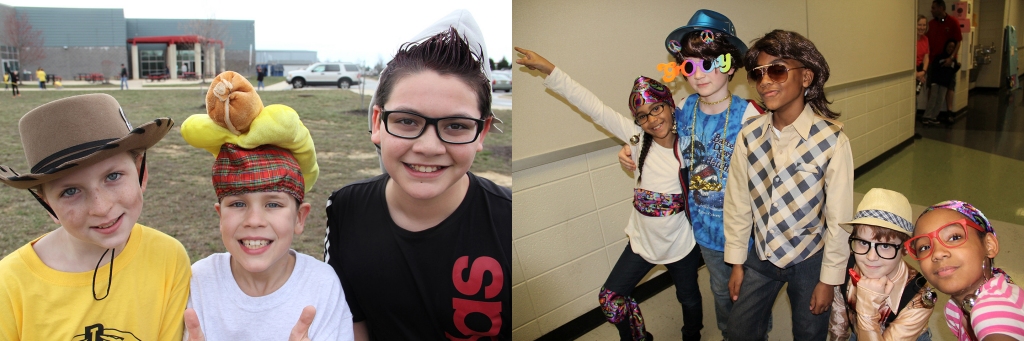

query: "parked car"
(491, 73), (511, 92)
(286, 62), (362, 88)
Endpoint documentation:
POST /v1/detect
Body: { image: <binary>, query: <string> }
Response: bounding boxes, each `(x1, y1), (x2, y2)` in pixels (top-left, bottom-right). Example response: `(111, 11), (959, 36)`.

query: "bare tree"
(374, 55), (385, 74)
(3, 11), (45, 68)
(180, 18), (232, 81)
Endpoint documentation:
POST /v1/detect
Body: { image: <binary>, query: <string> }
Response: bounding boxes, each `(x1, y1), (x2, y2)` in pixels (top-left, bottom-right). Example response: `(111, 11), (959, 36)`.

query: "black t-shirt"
(325, 172), (512, 340)
(257, 69), (266, 81)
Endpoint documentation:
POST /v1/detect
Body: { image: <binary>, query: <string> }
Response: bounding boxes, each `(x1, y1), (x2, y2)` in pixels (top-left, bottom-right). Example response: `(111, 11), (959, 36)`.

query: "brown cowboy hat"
(0, 93), (173, 189)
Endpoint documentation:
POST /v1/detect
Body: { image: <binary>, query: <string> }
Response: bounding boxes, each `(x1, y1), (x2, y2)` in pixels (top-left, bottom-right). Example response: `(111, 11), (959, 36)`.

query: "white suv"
(287, 62), (362, 88)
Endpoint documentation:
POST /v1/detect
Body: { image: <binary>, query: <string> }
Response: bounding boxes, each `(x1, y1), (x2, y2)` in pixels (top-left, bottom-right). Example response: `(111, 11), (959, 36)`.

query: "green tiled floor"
(854, 137), (1024, 226)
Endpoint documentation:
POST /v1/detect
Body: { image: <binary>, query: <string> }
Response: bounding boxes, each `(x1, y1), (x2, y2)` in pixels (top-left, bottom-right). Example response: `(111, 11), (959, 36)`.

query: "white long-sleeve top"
(543, 67), (695, 264)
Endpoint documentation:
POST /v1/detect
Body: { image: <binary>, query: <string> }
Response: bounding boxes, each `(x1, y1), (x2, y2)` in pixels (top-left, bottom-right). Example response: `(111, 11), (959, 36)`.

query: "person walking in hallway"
(928, 0), (961, 118)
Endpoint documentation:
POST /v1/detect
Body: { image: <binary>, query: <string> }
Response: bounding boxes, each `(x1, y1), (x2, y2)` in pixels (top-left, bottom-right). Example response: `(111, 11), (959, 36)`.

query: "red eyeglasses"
(904, 218), (987, 260)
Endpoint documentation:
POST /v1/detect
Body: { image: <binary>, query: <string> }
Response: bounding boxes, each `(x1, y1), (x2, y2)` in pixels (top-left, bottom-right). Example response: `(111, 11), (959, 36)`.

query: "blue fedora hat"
(665, 9), (747, 56)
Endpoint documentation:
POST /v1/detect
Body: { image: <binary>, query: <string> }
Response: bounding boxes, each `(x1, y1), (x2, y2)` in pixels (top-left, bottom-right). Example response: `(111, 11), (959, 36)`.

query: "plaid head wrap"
(213, 143), (305, 202)
(628, 76), (675, 117)
(922, 200), (995, 236)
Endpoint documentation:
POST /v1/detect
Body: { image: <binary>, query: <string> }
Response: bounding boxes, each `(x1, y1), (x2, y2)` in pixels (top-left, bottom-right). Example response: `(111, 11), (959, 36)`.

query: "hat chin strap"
(29, 153), (147, 222)
(29, 189), (57, 220)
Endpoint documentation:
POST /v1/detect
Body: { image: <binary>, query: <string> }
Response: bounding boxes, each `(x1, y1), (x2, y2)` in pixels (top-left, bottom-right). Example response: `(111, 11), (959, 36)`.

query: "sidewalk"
(11, 77), (208, 91)
(15, 78), (513, 110)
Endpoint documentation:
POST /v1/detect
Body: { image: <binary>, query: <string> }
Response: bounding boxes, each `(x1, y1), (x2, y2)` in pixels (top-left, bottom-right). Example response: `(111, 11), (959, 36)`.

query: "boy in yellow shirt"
(0, 94), (190, 340)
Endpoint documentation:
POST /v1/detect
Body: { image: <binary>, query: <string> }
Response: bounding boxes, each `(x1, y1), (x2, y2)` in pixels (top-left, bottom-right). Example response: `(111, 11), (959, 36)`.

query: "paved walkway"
(24, 78), (513, 110)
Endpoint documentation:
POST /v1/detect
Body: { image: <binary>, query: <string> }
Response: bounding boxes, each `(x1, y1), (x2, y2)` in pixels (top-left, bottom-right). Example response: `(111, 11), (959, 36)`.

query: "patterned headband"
(628, 76), (675, 117)
(922, 200), (995, 235)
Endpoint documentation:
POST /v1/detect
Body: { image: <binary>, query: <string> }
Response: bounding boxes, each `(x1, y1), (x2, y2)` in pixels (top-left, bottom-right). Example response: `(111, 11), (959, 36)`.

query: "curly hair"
(744, 30), (839, 119)
(374, 27), (492, 119)
(675, 30), (744, 81)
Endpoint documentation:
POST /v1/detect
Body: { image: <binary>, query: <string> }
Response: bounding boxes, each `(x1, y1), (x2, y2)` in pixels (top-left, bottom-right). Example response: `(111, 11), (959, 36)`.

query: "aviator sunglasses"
(747, 64), (807, 84)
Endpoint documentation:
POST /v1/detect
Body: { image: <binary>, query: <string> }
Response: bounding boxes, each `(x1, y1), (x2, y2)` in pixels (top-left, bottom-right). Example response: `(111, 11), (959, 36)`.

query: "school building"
(514, 0), (1024, 340)
(0, 3), (304, 81)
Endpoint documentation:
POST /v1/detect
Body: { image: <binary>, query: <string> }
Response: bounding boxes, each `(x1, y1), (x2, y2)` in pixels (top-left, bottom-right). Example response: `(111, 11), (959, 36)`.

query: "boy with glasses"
(829, 188), (934, 340)
(323, 12), (511, 340)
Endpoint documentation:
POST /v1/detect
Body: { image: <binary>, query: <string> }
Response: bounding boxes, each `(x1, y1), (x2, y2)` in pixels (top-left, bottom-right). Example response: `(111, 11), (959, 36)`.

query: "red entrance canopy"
(127, 35), (223, 47)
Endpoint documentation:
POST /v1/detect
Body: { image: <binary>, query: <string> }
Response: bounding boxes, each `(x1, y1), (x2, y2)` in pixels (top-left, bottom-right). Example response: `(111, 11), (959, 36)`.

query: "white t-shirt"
(187, 251), (354, 340)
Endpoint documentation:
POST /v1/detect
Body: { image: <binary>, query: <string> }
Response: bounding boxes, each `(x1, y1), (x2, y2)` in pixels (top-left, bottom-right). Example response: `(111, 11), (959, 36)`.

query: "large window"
(177, 49), (195, 75)
(1, 45), (19, 74)
(139, 50), (165, 76)
(1, 45), (18, 60)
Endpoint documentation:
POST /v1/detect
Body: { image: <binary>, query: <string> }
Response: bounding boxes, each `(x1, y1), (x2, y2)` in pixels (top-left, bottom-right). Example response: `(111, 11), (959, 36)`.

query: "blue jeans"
(728, 249), (828, 341)
(604, 243), (704, 341)
(700, 245), (771, 340)
(257, 80), (264, 90)
(120, 76), (128, 90)
(699, 246), (731, 337)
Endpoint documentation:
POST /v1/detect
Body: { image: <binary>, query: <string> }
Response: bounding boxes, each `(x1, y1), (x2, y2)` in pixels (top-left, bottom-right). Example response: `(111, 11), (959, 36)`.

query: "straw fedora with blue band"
(665, 9), (748, 56)
(840, 188), (915, 236)
(0, 94), (173, 216)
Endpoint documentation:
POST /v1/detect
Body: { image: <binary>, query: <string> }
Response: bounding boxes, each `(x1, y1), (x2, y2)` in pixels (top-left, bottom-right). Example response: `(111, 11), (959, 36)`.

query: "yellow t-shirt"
(35, 70), (44, 81)
(0, 224), (191, 341)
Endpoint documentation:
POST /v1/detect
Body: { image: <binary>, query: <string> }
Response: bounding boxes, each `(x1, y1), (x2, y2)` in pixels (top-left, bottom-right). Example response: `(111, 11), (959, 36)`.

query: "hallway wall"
(1009, 0), (1024, 77)
(512, 1), (917, 338)
(976, 0), (1007, 88)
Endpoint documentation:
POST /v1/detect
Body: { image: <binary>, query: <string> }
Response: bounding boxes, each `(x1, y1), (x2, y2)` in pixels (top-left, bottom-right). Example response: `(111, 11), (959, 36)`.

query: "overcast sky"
(3, 0), (511, 67)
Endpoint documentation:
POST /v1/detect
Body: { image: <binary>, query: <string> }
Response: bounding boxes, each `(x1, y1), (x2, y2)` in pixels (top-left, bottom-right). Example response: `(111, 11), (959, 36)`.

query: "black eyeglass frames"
(380, 108), (487, 144)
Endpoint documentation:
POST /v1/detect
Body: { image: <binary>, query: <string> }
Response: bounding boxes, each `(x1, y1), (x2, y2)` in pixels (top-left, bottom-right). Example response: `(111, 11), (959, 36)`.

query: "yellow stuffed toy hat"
(182, 71), (318, 193)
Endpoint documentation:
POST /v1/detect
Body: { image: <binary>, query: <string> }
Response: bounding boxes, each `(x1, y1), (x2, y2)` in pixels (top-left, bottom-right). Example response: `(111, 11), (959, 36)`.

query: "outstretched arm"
(514, 47), (555, 75)
(513, 46), (639, 143)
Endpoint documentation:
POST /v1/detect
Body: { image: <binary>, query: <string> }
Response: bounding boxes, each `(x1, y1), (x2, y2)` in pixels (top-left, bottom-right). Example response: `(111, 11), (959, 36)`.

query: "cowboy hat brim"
(0, 118), (173, 189)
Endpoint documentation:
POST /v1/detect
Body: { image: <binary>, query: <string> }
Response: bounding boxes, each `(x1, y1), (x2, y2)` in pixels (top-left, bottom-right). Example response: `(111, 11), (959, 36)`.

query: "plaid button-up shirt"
(723, 104), (853, 285)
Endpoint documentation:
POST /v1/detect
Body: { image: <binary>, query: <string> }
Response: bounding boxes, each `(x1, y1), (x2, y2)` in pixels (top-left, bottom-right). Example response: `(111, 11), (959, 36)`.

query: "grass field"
(0, 89), (511, 262)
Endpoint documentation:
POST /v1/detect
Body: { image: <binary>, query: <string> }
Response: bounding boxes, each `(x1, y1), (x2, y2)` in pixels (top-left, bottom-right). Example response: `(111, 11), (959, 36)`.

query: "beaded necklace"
(699, 92), (731, 106)
(689, 93), (730, 192)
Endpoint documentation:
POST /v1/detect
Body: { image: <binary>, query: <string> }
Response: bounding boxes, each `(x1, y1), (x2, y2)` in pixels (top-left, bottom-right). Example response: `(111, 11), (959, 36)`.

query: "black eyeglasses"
(849, 237), (902, 260)
(380, 108), (486, 144)
(747, 64), (807, 84)
(634, 103), (669, 125)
